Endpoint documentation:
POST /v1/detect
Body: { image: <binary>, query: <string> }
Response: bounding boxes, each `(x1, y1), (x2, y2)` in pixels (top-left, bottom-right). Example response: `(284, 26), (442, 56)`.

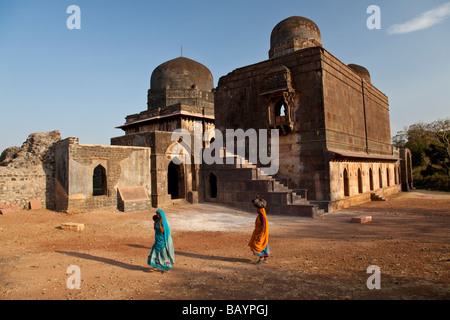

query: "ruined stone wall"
(54, 137), (151, 213)
(0, 131), (60, 209)
(0, 168), (49, 209)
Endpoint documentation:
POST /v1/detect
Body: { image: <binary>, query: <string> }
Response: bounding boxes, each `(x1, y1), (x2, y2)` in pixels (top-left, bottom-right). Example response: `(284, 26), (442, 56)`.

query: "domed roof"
(269, 16), (322, 59)
(150, 57), (214, 92)
(348, 64), (371, 83)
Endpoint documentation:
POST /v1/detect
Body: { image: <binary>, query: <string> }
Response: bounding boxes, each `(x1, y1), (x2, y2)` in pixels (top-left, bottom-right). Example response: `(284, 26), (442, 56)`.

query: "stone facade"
(53, 137), (151, 213)
(0, 169), (51, 209)
(0, 16), (413, 215)
(201, 150), (323, 217)
(112, 56), (215, 208)
(112, 127), (212, 208)
(213, 16), (408, 211)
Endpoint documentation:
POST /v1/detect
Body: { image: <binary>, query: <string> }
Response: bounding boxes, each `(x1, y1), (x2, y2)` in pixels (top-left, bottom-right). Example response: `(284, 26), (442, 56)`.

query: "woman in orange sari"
(248, 196), (270, 264)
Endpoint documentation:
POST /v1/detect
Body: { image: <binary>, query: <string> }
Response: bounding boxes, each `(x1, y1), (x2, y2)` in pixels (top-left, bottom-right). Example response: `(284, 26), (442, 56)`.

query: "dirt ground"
(0, 190), (449, 300)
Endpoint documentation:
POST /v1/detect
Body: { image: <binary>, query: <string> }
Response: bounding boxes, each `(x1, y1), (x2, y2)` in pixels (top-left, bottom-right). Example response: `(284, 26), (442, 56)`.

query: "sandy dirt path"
(0, 190), (449, 300)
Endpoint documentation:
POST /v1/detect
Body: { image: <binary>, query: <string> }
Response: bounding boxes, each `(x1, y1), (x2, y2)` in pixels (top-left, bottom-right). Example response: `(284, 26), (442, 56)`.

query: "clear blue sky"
(1, 0), (449, 152)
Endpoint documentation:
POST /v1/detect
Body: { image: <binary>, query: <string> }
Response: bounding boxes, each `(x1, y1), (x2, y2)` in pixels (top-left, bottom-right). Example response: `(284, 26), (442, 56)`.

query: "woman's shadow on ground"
(128, 244), (251, 263)
(56, 244), (251, 272)
(56, 250), (149, 272)
(175, 251), (251, 263)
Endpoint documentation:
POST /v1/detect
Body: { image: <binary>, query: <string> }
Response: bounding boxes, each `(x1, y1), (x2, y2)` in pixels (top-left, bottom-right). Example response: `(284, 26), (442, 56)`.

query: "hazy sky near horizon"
(0, 0), (449, 152)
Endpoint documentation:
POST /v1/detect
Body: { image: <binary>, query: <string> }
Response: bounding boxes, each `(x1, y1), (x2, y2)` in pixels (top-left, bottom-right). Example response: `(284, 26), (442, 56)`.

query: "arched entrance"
(386, 168), (390, 187)
(208, 172), (217, 199)
(358, 169), (363, 194)
(379, 168), (383, 188)
(93, 165), (107, 196)
(369, 168), (374, 191)
(343, 169), (349, 197)
(168, 162), (184, 199)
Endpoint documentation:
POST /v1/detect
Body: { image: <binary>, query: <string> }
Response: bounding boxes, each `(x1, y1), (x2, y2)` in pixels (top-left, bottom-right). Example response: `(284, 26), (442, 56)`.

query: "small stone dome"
(150, 57), (214, 92)
(269, 16), (322, 59)
(348, 64), (371, 83)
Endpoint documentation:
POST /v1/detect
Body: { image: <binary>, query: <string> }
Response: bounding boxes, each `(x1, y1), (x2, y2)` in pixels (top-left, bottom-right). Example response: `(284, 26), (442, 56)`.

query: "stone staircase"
(207, 150), (326, 218)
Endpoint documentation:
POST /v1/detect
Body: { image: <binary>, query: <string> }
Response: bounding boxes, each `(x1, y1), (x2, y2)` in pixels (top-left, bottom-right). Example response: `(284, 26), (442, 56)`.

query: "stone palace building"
(0, 16), (413, 216)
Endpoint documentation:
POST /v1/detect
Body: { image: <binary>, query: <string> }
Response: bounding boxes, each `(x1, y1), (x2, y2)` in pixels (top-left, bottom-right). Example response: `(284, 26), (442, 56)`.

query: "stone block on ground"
(0, 208), (16, 215)
(61, 222), (85, 232)
(0, 204), (20, 215)
(29, 200), (42, 210)
(351, 216), (372, 224)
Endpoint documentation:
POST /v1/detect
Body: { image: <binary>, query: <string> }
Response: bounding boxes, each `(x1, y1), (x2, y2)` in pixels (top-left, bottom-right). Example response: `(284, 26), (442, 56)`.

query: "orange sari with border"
(248, 208), (269, 254)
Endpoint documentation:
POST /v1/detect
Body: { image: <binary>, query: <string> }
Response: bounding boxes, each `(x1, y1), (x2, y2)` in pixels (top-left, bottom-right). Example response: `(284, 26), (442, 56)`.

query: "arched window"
(208, 173), (217, 198)
(396, 166), (400, 185)
(275, 99), (286, 117)
(358, 169), (363, 194)
(386, 168), (390, 187)
(93, 165), (107, 196)
(379, 168), (383, 189)
(343, 169), (350, 197)
(369, 168), (374, 191)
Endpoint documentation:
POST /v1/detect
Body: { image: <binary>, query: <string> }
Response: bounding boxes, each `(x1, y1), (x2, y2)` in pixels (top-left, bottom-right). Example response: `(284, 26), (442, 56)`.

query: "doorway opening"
(93, 165), (107, 196)
(168, 162), (184, 199)
(208, 173), (217, 198)
(343, 169), (350, 197)
(369, 168), (374, 191)
(358, 169), (363, 194)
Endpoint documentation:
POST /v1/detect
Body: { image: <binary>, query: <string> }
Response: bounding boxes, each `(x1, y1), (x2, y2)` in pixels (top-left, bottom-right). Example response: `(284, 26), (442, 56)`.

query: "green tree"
(392, 117), (450, 191)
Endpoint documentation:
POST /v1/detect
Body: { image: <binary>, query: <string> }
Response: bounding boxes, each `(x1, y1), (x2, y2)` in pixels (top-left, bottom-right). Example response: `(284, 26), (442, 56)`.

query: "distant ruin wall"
(0, 168), (49, 209)
(0, 131), (60, 209)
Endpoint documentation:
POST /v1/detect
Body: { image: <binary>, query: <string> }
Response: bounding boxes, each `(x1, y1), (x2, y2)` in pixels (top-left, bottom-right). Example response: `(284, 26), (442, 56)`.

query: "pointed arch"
(168, 161), (185, 199)
(343, 168), (350, 197)
(386, 168), (390, 187)
(93, 165), (107, 196)
(275, 99), (287, 117)
(379, 167), (383, 188)
(358, 168), (363, 194)
(208, 172), (217, 199)
(369, 168), (374, 191)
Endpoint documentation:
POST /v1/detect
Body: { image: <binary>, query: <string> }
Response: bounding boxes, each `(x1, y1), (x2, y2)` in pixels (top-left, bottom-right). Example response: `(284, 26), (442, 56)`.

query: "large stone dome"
(348, 64), (371, 83)
(150, 57), (214, 92)
(269, 16), (322, 59)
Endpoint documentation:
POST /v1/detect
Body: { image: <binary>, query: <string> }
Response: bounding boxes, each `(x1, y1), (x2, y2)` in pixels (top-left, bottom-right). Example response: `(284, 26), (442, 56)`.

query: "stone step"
(266, 203), (320, 217)
(212, 151), (325, 217)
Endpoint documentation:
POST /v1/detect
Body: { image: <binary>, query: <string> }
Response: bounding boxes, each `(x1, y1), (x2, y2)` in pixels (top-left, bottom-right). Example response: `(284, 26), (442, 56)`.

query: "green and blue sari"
(147, 209), (175, 271)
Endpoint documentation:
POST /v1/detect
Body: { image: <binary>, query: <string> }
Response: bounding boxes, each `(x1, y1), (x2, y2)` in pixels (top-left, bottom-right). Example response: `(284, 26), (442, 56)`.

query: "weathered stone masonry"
(53, 137), (151, 213)
(0, 131), (60, 209)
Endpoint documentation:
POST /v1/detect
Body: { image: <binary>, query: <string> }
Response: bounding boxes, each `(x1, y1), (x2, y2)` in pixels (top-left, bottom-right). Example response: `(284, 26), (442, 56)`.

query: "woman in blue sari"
(147, 209), (175, 272)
